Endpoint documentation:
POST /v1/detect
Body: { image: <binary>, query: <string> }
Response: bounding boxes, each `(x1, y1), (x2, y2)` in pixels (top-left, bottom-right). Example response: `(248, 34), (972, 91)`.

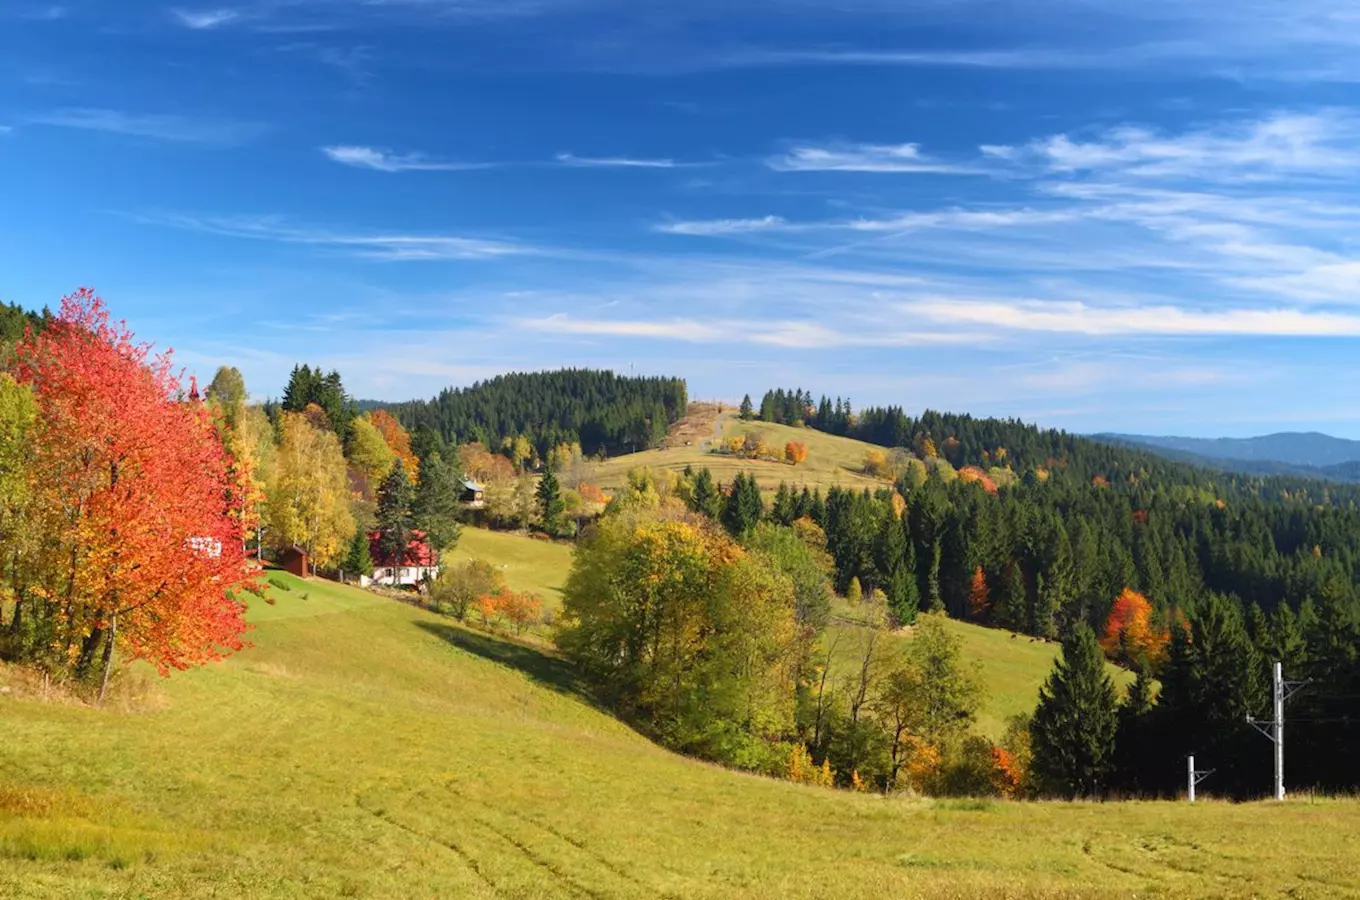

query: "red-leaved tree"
(12, 290), (256, 694)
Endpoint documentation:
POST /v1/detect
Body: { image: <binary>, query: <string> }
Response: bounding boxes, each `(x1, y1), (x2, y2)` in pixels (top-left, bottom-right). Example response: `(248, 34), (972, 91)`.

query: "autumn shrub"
(429, 559), (506, 620)
(787, 744), (835, 787)
(498, 590), (544, 635)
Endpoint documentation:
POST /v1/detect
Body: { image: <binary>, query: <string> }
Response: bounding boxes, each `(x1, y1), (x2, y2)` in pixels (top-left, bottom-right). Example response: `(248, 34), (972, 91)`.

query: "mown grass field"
(588, 411), (886, 496)
(2, 574), (1357, 899)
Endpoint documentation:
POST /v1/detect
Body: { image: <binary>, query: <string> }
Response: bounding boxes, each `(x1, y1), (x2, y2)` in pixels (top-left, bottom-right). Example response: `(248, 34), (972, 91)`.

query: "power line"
(1247, 661), (1309, 801)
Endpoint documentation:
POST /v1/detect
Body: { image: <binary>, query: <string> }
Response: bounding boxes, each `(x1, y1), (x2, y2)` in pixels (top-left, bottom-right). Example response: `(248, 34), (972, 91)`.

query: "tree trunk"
(97, 612), (118, 706)
(75, 625), (104, 678)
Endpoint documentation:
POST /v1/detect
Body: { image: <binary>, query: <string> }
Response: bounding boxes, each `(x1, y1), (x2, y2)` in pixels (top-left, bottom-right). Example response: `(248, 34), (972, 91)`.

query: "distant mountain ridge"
(1092, 431), (1360, 484)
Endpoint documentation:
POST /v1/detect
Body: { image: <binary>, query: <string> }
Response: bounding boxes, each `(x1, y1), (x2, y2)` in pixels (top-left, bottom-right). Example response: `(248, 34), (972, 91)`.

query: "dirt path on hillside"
(662, 402), (727, 450)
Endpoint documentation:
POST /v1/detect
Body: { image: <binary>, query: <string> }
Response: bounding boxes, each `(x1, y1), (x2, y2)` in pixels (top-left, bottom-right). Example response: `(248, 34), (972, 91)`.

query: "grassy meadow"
(452, 527), (574, 610)
(588, 411), (887, 496)
(3, 573), (1358, 899)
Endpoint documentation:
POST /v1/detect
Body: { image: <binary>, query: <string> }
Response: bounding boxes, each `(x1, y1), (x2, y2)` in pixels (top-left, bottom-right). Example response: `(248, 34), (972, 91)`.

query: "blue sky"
(4, 1), (1360, 436)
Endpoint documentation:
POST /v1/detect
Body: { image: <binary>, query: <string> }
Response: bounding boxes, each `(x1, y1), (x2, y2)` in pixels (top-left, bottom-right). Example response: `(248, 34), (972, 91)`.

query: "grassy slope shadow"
(414, 620), (601, 710)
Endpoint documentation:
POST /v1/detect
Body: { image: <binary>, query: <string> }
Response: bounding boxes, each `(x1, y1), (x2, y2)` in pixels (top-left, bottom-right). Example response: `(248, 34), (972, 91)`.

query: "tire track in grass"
(447, 782), (685, 900)
(356, 797), (499, 894)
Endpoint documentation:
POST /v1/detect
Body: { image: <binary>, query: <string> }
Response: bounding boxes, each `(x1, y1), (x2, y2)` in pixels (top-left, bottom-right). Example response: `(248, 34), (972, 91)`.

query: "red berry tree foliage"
(11, 289), (256, 686)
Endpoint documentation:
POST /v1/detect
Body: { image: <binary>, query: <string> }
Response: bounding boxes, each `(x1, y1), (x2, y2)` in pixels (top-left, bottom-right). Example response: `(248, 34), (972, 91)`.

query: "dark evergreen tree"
(1151, 595), (1266, 797)
(413, 451), (464, 555)
(689, 467), (722, 519)
(375, 459), (416, 570)
(771, 482), (796, 526)
(1111, 669), (1156, 796)
(994, 562), (1028, 632)
(344, 527), (373, 579)
(721, 473), (763, 538)
(1030, 624), (1119, 798)
(739, 394), (754, 420)
(536, 468), (566, 536)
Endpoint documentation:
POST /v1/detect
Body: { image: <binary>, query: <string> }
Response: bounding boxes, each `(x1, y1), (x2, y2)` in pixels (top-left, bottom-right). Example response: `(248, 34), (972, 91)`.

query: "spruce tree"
(376, 459), (416, 570)
(413, 451), (463, 556)
(1030, 624), (1118, 798)
(721, 473), (763, 537)
(994, 561), (1027, 631)
(739, 394), (754, 420)
(1153, 594), (1266, 797)
(690, 467), (721, 519)
(344, 528), (373, 579)
(536, 468), (565, 536)
(772, 482), (795, 526)
(1111, 668), (1155, 796)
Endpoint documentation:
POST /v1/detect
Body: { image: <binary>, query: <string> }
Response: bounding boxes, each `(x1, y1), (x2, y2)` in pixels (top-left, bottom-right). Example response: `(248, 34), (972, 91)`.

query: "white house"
(360, 530), (440, 588)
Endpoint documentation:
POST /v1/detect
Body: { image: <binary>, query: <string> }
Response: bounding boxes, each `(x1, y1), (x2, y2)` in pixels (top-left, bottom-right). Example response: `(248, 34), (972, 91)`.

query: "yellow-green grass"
(451, 527), (575, 612)
(830, 600), (1137, 739)
(2, 576), (1358, 899)
(588, 412), (887, 496)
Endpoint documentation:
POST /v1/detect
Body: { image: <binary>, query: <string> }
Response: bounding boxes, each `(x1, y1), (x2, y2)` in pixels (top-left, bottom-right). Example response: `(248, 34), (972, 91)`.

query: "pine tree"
(1111, 668), (1155, 796)
(994, 561), (1027, 632)
(536, 467), (565, 536)
(1153, 594), (1266, 797)
(689, 467), (721, 519)
(1030, 624), (1118, 798)
(413, 450), (463, 556)
(887, 564), (919, 626)
(721, 472), (763, 537)
(739, 394), (754, 420)
(771, 482), (795, 526)
(344, 527), (373, 579)
(376, 459), (416, 570)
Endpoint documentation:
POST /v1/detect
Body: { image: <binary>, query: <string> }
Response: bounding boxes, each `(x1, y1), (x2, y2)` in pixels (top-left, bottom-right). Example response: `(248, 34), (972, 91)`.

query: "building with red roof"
(361, 530), (440, 588)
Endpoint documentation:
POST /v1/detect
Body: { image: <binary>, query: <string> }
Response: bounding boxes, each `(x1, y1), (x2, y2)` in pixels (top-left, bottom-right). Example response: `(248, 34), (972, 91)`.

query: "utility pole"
(1187, 755), (1213, 803)
(1247, 661), (1307, 801)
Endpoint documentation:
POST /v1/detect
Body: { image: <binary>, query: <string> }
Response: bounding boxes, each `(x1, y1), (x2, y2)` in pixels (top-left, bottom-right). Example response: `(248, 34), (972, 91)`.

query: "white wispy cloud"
(136, 213), (536, 261)
(32, 108), (265, 146)
(906, 298), (1360, 336)
(654, 216), (789, 235)
(999, 112), (1360, 180)
(554, 152), (677, 168)
(768, 142), (985, 174)
(171, 8), (240, 29)
(321, 145), (489, 172)
(520, 313), (984, 348)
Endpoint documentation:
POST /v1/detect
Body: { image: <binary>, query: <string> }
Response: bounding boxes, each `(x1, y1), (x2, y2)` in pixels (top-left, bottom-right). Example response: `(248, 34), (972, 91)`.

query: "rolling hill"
(1095, 432), (1360, 483)
(588, 409), (888, 496)
(3, 573), (1356, 899)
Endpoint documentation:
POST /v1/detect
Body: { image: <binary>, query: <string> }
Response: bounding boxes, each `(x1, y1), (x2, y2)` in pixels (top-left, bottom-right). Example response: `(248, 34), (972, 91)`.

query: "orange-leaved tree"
(368, 409), (419, 480)
(968, 566), (990, 620)
(1100, 587), (1170, 670)
(12, 289), (257, 692)
(784, 441), (808, 466)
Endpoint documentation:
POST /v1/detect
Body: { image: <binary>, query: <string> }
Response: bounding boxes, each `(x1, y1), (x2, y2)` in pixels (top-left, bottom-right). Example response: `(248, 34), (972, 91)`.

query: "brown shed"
(278, 546), (310, 579)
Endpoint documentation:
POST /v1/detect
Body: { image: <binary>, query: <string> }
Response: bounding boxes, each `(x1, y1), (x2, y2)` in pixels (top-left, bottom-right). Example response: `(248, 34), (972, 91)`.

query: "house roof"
(368, 530), (436, 568)
(461, 478), (484, 492)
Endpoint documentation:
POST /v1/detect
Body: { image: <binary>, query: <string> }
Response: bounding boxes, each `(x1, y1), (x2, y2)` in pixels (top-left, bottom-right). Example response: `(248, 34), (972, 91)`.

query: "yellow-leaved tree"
(557, 507), (802, 771)
(267, 412), (356, 568)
